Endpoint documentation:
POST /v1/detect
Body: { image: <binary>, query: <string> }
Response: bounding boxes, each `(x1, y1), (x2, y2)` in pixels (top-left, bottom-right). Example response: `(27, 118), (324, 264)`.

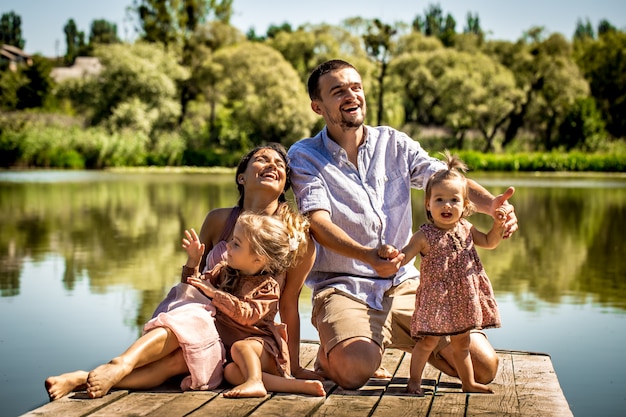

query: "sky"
(3, 0), (626, 57)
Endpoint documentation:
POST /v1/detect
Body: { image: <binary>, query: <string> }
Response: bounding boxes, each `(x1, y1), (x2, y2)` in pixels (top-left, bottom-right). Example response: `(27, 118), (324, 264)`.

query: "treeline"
(1, 1), (625, 170)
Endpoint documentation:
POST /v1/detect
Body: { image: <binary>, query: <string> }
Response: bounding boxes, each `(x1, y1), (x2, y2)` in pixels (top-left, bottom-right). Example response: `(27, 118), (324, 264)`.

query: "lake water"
(1, 170), (625, 417)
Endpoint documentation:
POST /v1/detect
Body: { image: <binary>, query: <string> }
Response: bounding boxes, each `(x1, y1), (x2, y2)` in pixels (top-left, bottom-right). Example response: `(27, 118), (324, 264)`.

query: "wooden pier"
(23, 341), (572, 416)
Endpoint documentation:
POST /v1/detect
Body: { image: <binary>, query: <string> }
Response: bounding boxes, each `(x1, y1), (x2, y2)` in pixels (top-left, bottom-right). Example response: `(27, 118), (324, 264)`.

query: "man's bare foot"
(406, 378), (424, 396)
(45, 371), (88, 401)
(224, 379), (267, 398)
(86, 362), (130, 398)
(462, 382), (494, 393)
(372, 366), (392, 379)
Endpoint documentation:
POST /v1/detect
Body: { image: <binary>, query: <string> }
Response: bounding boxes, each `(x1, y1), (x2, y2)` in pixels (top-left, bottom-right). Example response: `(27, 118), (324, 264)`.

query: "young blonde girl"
(184, 211), (325, 398)
(379, 151), (507, 395)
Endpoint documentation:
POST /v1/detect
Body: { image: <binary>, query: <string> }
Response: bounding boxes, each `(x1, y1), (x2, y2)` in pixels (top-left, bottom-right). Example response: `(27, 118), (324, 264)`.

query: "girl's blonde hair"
(219, 206), (309, 292)
(424, 150), (475, 222)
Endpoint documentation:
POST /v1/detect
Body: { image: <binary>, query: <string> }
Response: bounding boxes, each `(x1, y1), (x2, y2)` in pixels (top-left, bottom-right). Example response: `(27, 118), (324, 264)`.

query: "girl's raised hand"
(182, 228), (205, 265)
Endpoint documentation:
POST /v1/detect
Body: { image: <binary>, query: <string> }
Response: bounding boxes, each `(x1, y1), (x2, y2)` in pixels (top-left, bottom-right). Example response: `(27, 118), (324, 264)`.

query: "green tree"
(390, 48), (522, 151)
(0, 67), (27, 109)
(133, 0), (232, 49)
(0, 11), (25, 49)
(412, 3), (457, 47)
(191, 42), (316, 150)
(557, 97), (606, 151)
(59, 42), (188, 136)
(16, 55), (54, 109)
(362, 19), (397, 125)
(485, 31), (589, 149)
(574, 18), (594, 41)
(89, 19), (120, 45)
(63, 19), (86, 64)
(575, 29), (626, 138)
(268, 23), (368, 83)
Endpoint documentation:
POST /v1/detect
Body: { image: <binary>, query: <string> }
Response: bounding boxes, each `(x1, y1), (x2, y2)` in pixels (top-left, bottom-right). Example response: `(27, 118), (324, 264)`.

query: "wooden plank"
(371, 351), (435, 417)
(249, 393), (327, 416)
(514, 353), (573, 417)
(467, 351), (520, 416)
(145, 391), (221, 417)
(187, 393), (270, 417)
(89, 392), (180, 416)
(20, 390), (128, 417)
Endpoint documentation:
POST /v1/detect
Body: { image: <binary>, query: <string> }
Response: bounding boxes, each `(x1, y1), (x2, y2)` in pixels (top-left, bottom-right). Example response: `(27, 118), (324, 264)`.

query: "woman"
(45, 143), (318, 400)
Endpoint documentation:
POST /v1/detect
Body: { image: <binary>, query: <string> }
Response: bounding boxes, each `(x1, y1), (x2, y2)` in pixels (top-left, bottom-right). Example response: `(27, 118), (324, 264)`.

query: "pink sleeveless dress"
(410, 219), (501, 337)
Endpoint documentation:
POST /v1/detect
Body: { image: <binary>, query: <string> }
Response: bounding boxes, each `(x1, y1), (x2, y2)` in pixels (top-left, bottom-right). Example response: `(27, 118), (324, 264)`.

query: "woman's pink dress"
(411, 219), (501, 337)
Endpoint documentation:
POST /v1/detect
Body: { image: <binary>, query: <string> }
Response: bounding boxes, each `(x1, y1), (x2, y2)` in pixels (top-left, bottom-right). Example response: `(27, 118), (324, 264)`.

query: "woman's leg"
(46, 327), (185, 400)
(407, 336), (439, 395)
(449, 332), (493, 393)
(86, 327), (182, 398)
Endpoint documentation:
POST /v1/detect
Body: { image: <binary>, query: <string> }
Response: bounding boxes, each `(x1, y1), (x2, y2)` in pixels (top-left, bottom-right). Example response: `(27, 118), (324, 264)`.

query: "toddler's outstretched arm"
(472, 207), (508, 249)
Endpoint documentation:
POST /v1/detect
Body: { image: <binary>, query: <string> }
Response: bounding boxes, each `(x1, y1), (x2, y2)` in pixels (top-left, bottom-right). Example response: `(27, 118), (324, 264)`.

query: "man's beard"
(339, 108), (365, 130)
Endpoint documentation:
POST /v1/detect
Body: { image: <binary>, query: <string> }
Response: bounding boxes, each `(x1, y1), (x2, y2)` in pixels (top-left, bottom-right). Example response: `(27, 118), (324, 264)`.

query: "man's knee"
(326, 338), (381, 390)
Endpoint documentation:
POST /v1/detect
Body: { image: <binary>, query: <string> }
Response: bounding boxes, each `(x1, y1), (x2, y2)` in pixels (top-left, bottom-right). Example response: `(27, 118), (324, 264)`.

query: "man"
(288, 59), (517, 390)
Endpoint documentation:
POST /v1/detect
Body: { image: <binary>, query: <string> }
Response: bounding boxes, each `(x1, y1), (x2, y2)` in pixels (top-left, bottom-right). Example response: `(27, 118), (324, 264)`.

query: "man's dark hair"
(307, 60), (357, 101)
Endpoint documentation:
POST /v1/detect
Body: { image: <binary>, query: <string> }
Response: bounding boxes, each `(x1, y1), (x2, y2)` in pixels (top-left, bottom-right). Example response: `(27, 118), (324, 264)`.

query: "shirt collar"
(321, 126), (371, 163)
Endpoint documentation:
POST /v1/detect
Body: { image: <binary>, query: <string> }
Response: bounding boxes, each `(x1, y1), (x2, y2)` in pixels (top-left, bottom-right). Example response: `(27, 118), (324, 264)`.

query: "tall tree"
(464, 12), (484, 41)
(576, 29), (626, 138)
(89, 19), (120, 45)
(573, 18), (594, 41)
(16, 55), (54, 109)
(63, 19), (86, 64)
(0, 11), (25, 49)
(133, 0), (232, 49)
(362, 19), (397, 125)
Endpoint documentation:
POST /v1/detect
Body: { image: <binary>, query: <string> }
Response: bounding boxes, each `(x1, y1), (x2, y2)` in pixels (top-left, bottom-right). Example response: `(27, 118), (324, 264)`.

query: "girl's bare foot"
(462, 382), (494, 393)
(406, 378), (424, 396)
(86, 362), (130, 398)
(45, 371), (88, 401)
(224, 379), (267, 398)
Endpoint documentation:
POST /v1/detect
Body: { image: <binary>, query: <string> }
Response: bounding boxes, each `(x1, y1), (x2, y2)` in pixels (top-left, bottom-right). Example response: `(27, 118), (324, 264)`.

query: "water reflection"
(1, 170), (625, 417)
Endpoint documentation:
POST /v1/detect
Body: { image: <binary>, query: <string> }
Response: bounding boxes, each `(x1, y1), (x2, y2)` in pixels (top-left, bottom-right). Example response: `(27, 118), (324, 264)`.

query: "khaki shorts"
(311, 279), (419, 356)
(310, 279), (485, 358)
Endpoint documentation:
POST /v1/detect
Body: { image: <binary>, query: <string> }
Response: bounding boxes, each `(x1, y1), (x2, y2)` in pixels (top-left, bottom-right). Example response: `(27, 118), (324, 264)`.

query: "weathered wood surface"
(23, 342), (572, 416)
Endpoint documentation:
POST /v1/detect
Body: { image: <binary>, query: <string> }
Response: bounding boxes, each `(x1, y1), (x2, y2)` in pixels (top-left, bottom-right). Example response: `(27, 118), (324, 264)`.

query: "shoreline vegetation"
(1, 125), (623, 172)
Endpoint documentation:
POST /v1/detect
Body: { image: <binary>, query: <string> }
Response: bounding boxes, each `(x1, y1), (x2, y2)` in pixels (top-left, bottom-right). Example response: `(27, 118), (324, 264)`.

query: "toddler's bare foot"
(86, 362), (130, 398)
(406, 378), (424, 396)
(462, 382), (494, 393)
(45, 371), (88, 401)
(372, 366), (392, 379)
(224, 379), (267, 398)
(292, 379), (326, 396)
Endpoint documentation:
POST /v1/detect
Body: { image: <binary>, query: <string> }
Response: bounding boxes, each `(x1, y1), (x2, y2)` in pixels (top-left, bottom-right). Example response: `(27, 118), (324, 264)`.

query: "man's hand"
(365, 248), (405, 278)
(491, 186), (517, 239)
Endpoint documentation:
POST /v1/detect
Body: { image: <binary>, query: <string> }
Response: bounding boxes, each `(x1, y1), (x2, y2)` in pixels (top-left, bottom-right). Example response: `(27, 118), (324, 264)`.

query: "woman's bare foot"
(224, 379), (267, 398)
(86, 361), (131, 398)
(462, 382), (494, 393)
(406, 378), (424, 396)
(45, 371), (88, 401)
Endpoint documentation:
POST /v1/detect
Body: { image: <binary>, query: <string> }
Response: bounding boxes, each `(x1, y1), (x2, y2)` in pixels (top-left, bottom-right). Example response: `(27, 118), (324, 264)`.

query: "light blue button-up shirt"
(288, 125), (446, 310)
